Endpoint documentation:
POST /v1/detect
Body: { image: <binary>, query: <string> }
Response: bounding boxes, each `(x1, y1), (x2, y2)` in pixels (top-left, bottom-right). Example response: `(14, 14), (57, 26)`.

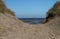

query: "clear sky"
(4, 0), (57, 18)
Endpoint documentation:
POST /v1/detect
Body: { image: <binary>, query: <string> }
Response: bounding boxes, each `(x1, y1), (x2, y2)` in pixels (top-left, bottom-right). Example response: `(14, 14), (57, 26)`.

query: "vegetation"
(0, 0), (5, 13)
(0, 0), (15, 16)
(0, 5), (4, 13)
(45, 2), (60, 22)
(5, 9), (15, 16)
(58, 14), (60, 16)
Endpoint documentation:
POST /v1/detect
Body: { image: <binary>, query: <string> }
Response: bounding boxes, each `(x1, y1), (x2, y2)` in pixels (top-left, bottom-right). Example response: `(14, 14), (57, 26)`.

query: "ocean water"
(18, 18), (45, 24)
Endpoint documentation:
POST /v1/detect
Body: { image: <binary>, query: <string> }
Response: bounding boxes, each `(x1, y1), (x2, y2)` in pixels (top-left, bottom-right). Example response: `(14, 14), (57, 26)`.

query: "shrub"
(5, 9), (15, 16)
(58, 14), (60, 16)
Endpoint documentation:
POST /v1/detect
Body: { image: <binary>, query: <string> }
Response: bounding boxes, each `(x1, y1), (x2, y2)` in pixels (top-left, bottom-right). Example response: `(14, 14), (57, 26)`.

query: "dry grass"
(0, 0), (15, 16)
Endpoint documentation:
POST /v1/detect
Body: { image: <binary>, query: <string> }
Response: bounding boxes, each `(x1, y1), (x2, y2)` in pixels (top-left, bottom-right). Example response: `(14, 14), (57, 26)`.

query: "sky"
(4, 0), (57, 18)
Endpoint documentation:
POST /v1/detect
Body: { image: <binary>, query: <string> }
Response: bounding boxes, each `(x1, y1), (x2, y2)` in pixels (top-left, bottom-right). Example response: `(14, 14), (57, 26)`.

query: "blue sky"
(4, 0), (56, 18)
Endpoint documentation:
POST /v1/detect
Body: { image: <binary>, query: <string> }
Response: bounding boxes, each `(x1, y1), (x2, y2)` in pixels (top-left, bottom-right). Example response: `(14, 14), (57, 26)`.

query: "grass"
(5, 9), (15, 16)
(0, 5), (5, 13)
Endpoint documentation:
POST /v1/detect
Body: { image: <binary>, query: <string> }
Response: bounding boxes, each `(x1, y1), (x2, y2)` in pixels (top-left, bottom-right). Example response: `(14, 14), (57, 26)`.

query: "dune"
(0, 0), (60, 39)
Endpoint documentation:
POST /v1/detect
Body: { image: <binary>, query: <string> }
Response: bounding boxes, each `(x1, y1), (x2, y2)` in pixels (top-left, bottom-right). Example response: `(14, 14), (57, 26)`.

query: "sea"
(18, 18), (45, 24)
